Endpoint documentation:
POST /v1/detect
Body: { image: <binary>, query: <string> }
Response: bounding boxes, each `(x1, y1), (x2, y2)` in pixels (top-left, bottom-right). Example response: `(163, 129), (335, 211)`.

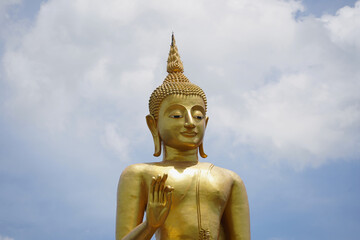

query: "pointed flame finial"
(167, 33), (184, 73)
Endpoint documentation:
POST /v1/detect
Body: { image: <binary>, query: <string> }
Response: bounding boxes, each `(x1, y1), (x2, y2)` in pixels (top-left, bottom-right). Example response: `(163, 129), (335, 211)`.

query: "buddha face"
(156, 94), (208, 151)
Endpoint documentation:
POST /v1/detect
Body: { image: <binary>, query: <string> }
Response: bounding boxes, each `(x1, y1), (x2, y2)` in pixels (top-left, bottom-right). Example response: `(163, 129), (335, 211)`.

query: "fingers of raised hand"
(154, 175), (162, 202)
(150, 174), (170, 204)
(150, 176), (156, 202)
(159, 174), (168, 203)
(164, 185), (174, 206)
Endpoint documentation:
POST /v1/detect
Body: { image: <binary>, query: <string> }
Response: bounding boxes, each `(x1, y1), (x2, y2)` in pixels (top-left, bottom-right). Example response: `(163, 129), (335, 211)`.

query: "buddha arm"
(116, 165), (151, 240)
(222, 172), (251, 240)
(118, 222), (156, 240)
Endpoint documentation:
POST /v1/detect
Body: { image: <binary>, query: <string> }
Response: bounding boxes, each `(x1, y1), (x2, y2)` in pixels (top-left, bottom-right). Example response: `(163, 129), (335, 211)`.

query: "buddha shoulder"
(119, 163), (148, 182)
(119, 163), (245, 186)
(209, 164), (245, 185)
(119, 163), (165, 180)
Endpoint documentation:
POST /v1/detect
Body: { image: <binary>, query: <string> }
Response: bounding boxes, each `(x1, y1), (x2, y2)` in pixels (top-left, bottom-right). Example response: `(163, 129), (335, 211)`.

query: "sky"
(0, 0), (359, 239)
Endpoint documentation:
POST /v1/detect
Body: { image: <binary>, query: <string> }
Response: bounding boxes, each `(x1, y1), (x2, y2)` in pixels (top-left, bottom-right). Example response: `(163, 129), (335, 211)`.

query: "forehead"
(159, 94), (206, 112)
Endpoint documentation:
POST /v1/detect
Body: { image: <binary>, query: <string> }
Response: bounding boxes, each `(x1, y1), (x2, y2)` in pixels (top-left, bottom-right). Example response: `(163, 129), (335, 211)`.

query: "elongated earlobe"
(154, 134), (162, 157)
(146, 114), (162, 157)
(199, 143), (207, 158)
(199, 116), (209, 158)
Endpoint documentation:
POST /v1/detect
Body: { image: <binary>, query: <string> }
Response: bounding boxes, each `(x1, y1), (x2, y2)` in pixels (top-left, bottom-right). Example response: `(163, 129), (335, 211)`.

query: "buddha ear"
(199, 116), (209, 158)
(146, 114), (162, 157)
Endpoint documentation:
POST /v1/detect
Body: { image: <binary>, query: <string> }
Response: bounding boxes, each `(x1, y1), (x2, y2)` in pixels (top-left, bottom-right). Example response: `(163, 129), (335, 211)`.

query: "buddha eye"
(170, 115), (182, 119)
(192, 109), (205, 120)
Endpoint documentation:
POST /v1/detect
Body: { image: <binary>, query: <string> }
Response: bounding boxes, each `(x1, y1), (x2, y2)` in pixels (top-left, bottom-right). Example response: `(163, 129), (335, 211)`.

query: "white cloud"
(322, 1), (360, 48)
(0, 235), (14, 240)
(1, 0), (359, 169)
(101, 123), (130, 161)
(208, 1), (360, 168)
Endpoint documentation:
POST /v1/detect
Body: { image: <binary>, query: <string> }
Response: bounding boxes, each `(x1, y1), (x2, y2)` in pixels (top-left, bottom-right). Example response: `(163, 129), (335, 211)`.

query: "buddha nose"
(184, 110), (195, 128)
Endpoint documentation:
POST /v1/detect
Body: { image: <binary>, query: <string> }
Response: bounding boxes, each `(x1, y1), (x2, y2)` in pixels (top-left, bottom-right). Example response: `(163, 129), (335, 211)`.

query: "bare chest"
(144, 165), (232, 239)
(143, 165), (232, 212)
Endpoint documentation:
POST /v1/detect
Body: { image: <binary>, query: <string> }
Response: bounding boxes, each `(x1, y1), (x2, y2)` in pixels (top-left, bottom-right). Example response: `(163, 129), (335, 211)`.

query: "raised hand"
(146, 174), (174, 229)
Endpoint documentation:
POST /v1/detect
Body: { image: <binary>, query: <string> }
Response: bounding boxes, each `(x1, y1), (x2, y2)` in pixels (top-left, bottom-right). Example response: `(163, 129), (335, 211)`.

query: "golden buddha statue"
(116, 34), (250, 240)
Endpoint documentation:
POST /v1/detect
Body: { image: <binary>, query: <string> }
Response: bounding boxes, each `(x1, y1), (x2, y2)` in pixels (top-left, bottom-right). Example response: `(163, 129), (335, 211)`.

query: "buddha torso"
(128, 161), (236, 240)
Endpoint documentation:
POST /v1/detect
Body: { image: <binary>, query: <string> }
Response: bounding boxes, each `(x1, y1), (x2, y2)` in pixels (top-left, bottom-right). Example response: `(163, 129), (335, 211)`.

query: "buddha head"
(146, 34), (208, 158)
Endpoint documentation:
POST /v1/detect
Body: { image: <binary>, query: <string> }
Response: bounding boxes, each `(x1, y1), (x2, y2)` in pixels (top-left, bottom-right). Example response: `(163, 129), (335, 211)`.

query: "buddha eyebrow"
(165, 104), (186, 113)
(191, 105), (205, 113)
